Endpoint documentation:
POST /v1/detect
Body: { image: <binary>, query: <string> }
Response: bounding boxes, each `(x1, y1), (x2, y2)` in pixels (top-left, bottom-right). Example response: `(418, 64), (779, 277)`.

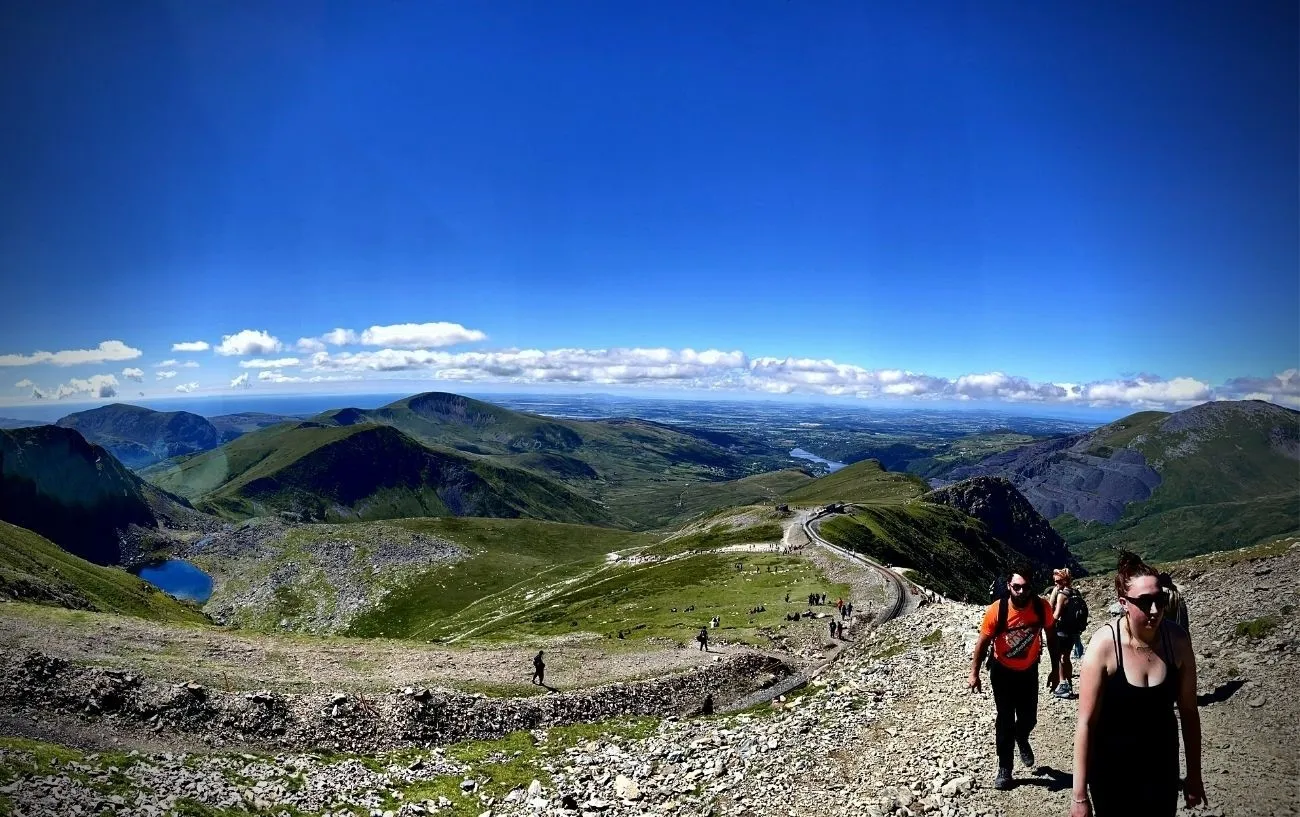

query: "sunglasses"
(1009, 583), (1028, 592)
(1121, 592), (1170, 612)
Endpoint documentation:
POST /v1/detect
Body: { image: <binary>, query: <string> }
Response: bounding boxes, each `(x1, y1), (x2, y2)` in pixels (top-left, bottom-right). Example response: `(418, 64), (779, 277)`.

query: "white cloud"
(238, 357), (301, 369)
(180, 361), (200, 368)
(215, 329), (283, 356)
(0, 340), (141, 367)
(156, 370), (177, 380)
(172, 340), (210, 352)
(121, 368), (144, 382)
(154, 359), (179, 368)
(230, 373), (252, 389)
(45, 374), (119, 400)
(258, 370), (306, 384)
(1083, 376), (1212, 407)
(14, 379), (34, 389)
(1218, 368), (1300, 409)
(358, 322), (487, 349)
(295, 337), (327, 353)
(323, 328), (359, 346)
(175, 382), (199, 393)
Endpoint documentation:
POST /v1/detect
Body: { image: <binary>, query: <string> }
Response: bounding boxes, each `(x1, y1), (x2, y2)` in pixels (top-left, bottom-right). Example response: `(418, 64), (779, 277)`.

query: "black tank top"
(1088, 620), (1181, 815)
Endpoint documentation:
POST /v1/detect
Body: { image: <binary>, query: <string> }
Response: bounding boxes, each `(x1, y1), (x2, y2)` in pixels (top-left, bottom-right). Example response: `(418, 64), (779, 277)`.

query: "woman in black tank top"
(1068, 551), (1206, 816)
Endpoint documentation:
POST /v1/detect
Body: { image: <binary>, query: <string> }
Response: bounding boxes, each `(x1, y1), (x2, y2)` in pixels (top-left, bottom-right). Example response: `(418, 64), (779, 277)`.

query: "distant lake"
(789, 448), (847, 473)
(133, 559), (213, 604)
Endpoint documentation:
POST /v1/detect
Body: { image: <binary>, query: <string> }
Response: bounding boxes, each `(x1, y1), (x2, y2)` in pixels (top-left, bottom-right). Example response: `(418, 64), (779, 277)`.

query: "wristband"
(1073, 796), (1089, 803)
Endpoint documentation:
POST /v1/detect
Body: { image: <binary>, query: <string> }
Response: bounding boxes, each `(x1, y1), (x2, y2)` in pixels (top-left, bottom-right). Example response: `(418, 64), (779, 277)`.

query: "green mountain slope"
(783, 459), (928, 505)
(313, 392), (789, 528)
(0, 426), (194, 565)
(0, 521), (207, 623)
(144, 421), (615, 526)
(56, 403), (220, 469)
(1055, 401), (1300, 568)
(817, 504), (1027, 601)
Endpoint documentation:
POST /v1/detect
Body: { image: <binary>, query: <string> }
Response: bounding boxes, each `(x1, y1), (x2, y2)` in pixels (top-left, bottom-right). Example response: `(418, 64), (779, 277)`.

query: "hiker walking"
(968, 566), (1059, 791)
(1049, 568), (1089, 698)
(1070, 551), (1205, 816)
(531, 650), (546, 686)
(696, 627), (709, 651)
(1158, 572), (1190, 634)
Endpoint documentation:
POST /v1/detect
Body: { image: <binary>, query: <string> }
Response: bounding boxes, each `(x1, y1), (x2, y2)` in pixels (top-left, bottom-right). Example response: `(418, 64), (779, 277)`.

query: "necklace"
(1123, 618), (1157, 653)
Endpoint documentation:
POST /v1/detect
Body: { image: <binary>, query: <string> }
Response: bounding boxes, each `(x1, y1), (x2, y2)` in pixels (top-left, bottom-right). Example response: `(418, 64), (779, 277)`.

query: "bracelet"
(1073, 796), (1089, 803)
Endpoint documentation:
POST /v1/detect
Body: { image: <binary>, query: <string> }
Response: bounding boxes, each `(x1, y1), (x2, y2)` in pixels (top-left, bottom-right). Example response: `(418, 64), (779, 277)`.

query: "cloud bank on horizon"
(2, 321), (1296, 412)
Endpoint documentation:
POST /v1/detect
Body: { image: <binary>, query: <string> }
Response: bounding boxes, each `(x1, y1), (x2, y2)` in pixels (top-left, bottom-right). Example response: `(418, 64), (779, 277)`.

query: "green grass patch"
(1234, 616), (1279, 640)
(920, 628), (943, 646)
(0, 521), (208, 624)
(783, 459), (927, 505)
(818, 504), (1018, 601)
(462, 551), (848, 648)
(646, 521), (783, 557)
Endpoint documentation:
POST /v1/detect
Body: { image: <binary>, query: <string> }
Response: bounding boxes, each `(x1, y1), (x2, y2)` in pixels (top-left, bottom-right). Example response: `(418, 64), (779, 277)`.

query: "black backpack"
(1057, 587), (1089, 634)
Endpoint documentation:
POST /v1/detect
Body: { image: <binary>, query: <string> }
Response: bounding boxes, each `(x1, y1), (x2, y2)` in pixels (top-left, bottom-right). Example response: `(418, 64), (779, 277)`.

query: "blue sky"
(1, 1), (1296, 412)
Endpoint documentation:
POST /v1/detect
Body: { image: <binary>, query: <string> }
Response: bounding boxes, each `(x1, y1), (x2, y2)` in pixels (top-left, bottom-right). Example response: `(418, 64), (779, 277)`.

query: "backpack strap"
(995, 595), (1010, 635)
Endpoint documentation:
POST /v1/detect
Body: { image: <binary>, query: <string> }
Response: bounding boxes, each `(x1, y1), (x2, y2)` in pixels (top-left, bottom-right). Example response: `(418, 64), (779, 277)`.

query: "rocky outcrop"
(935, 435), (1161, 524)
(0, 651), (790, 753)
(921, 476), (1083, 575)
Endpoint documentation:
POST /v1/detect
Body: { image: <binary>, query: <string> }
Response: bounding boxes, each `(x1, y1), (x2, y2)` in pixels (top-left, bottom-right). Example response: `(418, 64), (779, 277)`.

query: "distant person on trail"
(531, 651), (545, 686)
(1049, 568), (1088, 698)
(829, 619), (837, 639)
(968, 567), (1060, 792)
(1070, 551), (1205, 816)
(697, 627), (709, 651)
(1158, 572), (1190, 635)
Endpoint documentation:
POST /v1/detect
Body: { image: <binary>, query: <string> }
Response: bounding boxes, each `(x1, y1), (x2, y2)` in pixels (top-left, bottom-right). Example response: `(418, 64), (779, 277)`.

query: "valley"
(0, 391), (1296, 817)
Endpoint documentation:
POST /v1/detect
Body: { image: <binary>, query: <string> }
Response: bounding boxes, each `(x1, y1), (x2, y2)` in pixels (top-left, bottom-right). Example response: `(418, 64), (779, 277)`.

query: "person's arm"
(1042, 598), (1061, 689)
(1174, 629), (1207, 808)
(1070, 629), (1109, 816)
(969, 632), (992, 692)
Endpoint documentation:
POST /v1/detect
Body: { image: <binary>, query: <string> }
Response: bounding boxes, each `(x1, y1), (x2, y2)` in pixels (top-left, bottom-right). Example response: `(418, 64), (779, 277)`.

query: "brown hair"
(1115, 550), (1159, 596)
(1053, 567), (1073, 586)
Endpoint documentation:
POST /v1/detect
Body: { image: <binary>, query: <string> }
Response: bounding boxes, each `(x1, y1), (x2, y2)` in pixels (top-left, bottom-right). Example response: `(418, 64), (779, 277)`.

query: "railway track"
(722, 507), (915, 713)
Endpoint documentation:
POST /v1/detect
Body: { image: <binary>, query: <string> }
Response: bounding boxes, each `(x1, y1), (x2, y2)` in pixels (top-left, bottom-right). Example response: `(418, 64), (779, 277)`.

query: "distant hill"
(143, 421), (616, 526)
(312, 392), (789, 527)
(0, 520), (207, 623)
(0, 417), (43, 430)
(815, 473), (1079, 600)
(0, 425), (201, 564)
(208, 412), (303, 443)
(783, 459), (929, 505)
(56, 403), (220, 468)
(940, 400), (1300, 568)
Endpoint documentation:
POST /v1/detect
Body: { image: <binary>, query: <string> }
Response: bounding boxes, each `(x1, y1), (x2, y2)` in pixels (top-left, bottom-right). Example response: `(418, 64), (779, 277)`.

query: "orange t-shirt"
(980, 597), (1055, 671)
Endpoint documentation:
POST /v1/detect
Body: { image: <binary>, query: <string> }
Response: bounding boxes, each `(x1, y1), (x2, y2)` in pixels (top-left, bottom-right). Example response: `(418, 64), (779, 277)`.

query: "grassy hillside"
(143, 422), (614, 526)
(314, 392), (791, 529)
(349, 518), (655, 639)
(782, 459), (928, 505)
(0, 521), (207, 623)
(817, 504), (1026, 601)
(612, 469), (812, 531)
(0, 426), (165, 564)
(1057, 401), (1300, 569)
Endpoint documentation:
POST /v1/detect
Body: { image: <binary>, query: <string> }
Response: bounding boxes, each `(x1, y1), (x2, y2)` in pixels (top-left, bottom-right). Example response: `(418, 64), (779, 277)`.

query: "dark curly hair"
(1115, 550), (1159, 596)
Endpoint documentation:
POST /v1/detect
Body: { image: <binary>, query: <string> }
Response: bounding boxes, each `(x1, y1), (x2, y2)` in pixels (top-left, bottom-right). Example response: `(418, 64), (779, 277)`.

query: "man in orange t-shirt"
(968, 568), (1060, 791)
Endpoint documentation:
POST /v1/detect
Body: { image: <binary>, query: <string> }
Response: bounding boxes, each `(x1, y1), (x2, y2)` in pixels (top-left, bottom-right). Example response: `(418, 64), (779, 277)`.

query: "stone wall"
(1, 650), (791, 753)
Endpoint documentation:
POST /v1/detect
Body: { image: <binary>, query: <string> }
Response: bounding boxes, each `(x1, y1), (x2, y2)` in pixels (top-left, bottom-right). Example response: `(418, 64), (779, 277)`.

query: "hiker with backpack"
(1050, 568), (1089, 698)
(968, 566), (1060, 791)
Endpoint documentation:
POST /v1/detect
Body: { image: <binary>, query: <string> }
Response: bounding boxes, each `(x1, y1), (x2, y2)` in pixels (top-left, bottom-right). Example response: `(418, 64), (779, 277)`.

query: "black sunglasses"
(1122, 592), (1170, 612)
(1009, 582), (1028, 592)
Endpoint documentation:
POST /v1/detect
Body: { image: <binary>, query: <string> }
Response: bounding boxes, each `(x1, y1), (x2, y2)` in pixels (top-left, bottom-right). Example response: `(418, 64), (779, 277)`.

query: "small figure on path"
(701, 693), (714, 715)
(785, 592), (790, 603)
(697, 627), (709, 651)
(828, 619), (837, 639)
(531, 650), (546, 686)
(1049, 568), (1088, 698)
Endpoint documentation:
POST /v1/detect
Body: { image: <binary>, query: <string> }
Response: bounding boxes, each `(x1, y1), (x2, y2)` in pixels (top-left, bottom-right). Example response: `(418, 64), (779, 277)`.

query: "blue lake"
(789, 448), (848, 473)
(133, 560), (213, 604)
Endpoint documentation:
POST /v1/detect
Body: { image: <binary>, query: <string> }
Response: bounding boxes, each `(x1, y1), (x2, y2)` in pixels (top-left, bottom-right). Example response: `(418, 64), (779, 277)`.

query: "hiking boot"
(993, 767), (1013, 790)
(1018, 739), (1035, 769)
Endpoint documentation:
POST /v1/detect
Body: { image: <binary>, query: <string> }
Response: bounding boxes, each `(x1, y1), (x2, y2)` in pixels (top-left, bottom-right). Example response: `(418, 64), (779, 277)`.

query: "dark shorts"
(1055, 631), (1080, 653)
